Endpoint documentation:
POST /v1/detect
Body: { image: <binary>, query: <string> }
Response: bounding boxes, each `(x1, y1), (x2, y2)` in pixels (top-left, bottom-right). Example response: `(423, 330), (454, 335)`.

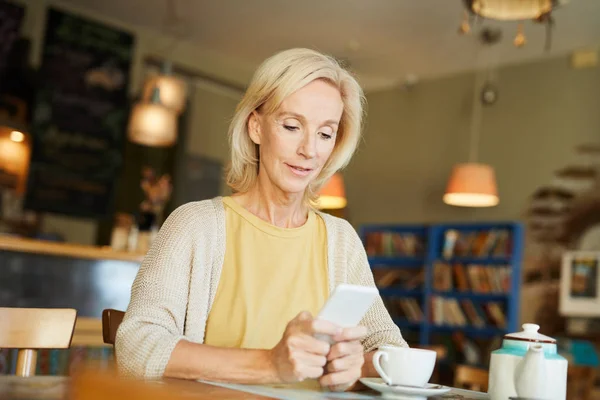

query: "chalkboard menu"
(0, 0), (24, 78)
(24, 8), (135, 218)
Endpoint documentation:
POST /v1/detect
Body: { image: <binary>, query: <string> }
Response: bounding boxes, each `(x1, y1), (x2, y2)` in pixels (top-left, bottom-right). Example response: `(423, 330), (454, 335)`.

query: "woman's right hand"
(269, 311), (341, 383)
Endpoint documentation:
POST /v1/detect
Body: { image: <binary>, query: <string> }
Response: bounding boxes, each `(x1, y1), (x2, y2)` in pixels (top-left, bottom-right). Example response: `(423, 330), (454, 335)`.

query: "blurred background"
(1, 0), (599, 396)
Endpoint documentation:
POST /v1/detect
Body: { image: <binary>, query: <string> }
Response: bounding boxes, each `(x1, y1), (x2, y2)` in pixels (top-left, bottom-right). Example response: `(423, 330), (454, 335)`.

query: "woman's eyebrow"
(276, 111), (339, 127)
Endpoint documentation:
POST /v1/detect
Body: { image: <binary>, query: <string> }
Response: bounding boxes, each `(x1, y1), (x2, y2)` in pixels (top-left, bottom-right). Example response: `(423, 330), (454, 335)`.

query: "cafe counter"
(0, 236), (145, 346)
(0, 236), (145, 263)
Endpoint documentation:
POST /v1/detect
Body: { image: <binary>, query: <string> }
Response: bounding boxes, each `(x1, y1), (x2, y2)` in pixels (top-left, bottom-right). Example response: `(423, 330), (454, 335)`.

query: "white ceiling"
(60, 0), (600, 90)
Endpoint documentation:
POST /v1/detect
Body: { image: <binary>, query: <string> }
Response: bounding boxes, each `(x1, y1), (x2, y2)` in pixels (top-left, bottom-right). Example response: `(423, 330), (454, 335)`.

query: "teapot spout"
(515, 344), (547, 399)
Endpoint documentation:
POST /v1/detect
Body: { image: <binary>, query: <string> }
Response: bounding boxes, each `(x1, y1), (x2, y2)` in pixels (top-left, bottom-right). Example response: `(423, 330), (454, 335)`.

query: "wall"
(13, 0), (246, 244)
(11, 0), (600, 243)
(183, 81), (240, 196)
(345, 55), (600, 228)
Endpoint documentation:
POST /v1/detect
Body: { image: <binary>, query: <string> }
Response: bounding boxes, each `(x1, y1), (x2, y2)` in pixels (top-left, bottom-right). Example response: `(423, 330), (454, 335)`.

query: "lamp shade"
(318, 173), (347, 209)
(0, 127), (31, 194)
(142, 75), (187, 115)
(127, 102), (177, 147)
(470, 0), (553, 20)
(443, 163), (499, 207)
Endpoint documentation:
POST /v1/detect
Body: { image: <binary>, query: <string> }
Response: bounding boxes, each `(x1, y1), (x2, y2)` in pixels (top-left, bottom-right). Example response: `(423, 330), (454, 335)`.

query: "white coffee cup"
(372, 346), (437, 387)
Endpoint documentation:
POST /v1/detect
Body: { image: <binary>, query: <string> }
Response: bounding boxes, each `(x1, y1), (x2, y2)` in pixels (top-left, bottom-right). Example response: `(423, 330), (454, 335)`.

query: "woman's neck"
(232, 181), (309, 229)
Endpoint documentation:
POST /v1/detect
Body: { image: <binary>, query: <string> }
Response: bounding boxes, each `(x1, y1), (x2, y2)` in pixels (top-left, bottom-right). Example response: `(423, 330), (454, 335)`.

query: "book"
(441, 229), (513, 258)
(433, 262), (510, 293)
(365, 231), (425, 257)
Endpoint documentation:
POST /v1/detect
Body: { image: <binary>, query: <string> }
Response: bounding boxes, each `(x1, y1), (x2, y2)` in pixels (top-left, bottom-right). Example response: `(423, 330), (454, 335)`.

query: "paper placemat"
(201, 380), (490, 400)
(200, 380), (379, 399)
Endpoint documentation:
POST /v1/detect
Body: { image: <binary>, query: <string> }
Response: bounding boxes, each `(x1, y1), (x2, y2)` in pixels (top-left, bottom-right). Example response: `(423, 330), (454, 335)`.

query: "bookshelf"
(360, 221), (524, 348)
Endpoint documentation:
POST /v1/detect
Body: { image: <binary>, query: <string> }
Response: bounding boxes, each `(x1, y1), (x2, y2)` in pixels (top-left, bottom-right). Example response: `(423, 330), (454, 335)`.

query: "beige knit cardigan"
(115, 197), (408, 378)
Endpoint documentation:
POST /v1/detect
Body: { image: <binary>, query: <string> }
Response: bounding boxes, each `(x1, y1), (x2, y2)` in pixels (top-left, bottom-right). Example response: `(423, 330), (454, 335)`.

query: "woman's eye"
(284, 125), (299, 131)
(320, 132), (333, 140)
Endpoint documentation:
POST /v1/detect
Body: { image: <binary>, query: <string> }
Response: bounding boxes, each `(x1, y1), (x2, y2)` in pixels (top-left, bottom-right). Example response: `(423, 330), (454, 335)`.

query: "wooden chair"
(0, 307), (77, 377)
(102, 309), (125, 346)
(454, 364), (489, 392)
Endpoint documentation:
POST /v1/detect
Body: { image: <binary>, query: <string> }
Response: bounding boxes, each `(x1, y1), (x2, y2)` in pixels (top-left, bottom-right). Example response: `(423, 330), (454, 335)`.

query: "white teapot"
(488, 323), (568, 400)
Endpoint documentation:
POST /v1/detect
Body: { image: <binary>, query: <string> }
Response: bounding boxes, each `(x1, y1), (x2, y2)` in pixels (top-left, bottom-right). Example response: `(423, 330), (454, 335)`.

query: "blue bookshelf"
(379, 288), (423, 297)
(368, 256), (424, 269)
(430, 291), (509, 301)
(360, 221), (524, 347)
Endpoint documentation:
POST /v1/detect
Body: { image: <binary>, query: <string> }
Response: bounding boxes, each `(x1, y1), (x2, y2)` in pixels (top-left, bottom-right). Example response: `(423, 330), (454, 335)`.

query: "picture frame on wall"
(560, 251), (600, 317)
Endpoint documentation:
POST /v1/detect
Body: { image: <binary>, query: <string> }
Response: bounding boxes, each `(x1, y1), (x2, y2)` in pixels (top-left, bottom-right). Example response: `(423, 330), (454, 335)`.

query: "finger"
(293, 349), (328, 368)
(326, 354), (364, 373)
(294, 311), (313, 322)
(327, 341), (364, 361)
(303, 366), (325, 380)
(288, 333), (330, 355)
(320, 368), (361, 388)
(326, 383), (353, 393)
(332, 325), (368, 343)
(311, 318), (342, 337)
(291, 360), (324, 382)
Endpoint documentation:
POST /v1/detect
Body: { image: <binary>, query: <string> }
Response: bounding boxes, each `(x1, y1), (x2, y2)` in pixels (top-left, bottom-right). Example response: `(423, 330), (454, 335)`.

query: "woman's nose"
(298, 132), (317, 159)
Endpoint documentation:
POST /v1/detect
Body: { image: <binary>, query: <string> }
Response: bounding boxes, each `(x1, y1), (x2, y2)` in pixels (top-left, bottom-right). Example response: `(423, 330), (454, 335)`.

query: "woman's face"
(249, 79), (344, 197)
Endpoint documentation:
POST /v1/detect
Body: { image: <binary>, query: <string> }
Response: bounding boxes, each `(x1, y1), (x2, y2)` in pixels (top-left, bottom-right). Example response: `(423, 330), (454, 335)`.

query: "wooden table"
(0, 374), (489, 400)
(0, 375), (273, 400)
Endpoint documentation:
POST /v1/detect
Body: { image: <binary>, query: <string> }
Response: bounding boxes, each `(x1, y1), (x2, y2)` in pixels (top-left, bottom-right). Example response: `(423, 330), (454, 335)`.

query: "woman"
(116, 48), (407, 392)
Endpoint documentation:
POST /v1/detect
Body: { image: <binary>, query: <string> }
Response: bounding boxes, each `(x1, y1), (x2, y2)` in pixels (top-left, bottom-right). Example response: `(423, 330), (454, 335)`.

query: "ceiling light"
(318, 173), (347, 209)
(10, 130), (25, 143)
(128, 87), (178, 147)
(460, 0), (569, 50)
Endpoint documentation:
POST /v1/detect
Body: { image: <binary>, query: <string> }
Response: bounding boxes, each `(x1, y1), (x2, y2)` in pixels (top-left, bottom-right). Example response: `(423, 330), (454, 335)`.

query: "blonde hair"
(226, 48), (365, 205)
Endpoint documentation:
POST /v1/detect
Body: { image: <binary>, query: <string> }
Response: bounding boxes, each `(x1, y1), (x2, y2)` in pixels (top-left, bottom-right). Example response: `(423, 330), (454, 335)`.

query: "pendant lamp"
(318, 173), (347, 209)
(0, 127), (31, 194)
(444, 72), (499, 208)
(128, 87), (177, 147)
(142, 61), (187, 115)
(444, 163), (499, 207)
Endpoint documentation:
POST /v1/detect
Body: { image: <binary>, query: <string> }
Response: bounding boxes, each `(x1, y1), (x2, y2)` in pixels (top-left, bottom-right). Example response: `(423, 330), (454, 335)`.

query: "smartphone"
(315, 284), (379, 343)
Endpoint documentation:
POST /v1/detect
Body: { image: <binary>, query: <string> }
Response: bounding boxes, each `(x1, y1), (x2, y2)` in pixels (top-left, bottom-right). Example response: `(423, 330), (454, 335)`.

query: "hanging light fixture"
(444, 163), (499, 207)
(318, 173), (347, 209)
(0, 126), (31, 194)
(467, 0), (555, 20)
(460, 0), (569, 50)
(142, 61), (187, 115)
(443, 70), (499, 208)
(128, 87), (178, 147)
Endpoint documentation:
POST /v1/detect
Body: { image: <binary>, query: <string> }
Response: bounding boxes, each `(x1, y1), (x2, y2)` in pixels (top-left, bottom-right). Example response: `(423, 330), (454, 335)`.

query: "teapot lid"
(504, 323), (555, 344)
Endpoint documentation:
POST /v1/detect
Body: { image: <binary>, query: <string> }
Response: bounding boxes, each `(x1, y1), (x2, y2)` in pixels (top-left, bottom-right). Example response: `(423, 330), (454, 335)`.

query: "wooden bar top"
(0, 235), (145, 263)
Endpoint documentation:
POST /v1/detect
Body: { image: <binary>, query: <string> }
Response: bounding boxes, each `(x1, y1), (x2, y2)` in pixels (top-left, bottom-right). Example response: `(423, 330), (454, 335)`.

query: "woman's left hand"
(319, 326), (368, 392)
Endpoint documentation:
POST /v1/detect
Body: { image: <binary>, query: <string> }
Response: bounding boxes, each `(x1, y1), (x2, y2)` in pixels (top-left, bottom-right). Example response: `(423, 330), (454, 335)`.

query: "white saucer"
(359, 378), (451, 399)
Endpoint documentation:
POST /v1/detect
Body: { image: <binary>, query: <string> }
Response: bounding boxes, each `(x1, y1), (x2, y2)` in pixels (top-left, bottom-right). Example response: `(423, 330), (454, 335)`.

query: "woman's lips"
(286, 163), (313, 177)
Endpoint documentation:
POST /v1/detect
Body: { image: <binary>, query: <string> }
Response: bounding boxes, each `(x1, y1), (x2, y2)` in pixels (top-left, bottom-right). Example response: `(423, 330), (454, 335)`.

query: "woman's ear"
(248, 111), (262, 145)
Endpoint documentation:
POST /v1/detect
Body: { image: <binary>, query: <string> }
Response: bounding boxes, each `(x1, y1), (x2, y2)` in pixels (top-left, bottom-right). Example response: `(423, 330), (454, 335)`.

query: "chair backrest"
(454, 364), (489, 392)
(102, 309), (125, 346)
(0, 307), (77, 377)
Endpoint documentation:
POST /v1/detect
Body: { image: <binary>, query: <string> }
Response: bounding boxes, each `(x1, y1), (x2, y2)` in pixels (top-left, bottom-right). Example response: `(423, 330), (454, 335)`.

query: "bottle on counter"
(135, 209), (156, 254)
(110, 213), (134, 251)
